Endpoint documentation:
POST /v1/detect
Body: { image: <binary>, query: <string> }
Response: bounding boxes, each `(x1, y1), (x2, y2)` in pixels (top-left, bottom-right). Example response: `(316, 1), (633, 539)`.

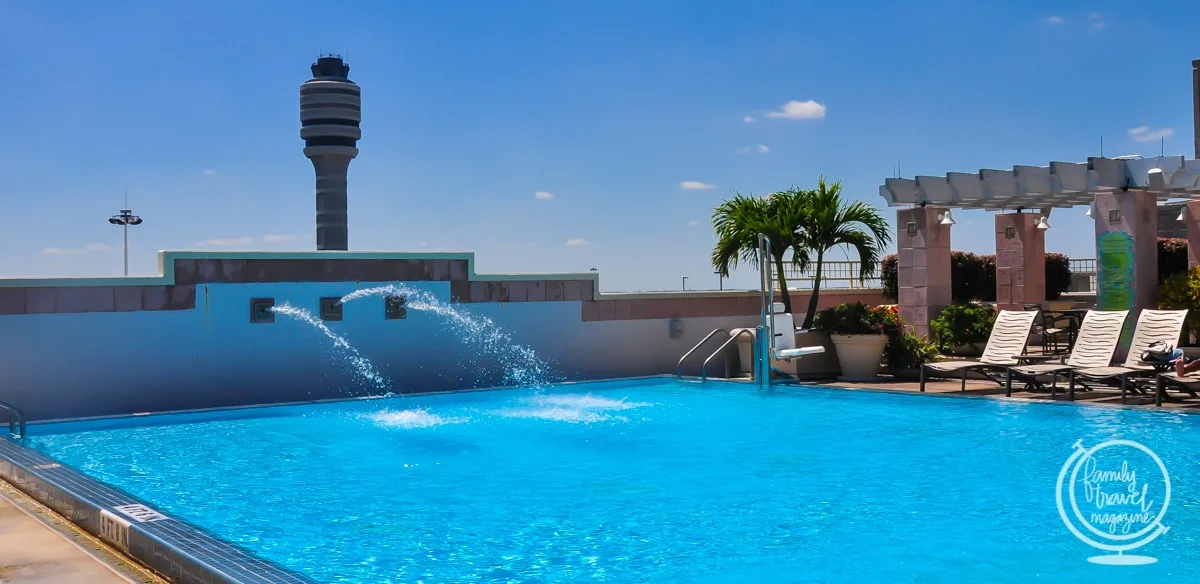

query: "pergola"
(877, 156), (1200, 337)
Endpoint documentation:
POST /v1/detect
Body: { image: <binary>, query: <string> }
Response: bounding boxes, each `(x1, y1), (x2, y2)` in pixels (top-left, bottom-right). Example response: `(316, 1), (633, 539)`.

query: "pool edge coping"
(0, 438), (317, 584)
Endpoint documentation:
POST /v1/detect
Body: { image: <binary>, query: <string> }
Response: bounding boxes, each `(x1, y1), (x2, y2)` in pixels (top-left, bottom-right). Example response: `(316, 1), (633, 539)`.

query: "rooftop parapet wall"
(0, 251), (885, 319)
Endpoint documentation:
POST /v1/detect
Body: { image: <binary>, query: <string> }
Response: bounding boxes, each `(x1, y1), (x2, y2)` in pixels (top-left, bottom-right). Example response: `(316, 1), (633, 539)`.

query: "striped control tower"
(301, 55), (360, 250)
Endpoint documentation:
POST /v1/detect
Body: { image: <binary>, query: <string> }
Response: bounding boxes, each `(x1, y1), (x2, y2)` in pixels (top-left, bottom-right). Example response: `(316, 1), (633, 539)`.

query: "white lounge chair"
(920, 309), (1039, 392)
(1068, 309), (1189, 402)
(1002, 310), (1129, 397)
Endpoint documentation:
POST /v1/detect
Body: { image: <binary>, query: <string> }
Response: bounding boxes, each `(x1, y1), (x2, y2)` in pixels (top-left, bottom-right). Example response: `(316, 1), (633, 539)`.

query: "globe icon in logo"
(1055, 439), (1171, 565)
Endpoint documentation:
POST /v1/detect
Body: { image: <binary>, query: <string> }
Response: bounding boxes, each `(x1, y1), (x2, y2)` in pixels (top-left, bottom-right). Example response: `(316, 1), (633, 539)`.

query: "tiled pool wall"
(0, 251), (885, 420)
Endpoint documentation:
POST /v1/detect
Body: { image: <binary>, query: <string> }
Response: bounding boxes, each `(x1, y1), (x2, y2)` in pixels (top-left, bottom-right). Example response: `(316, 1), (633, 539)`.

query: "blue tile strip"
(0, 436), (317, 584)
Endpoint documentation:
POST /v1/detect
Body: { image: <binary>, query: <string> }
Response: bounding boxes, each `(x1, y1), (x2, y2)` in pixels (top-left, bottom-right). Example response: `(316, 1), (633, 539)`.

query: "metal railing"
(772, 257), (1100, 294)
(676, 329), (729, 380)
(776, 260), (882, 290)
(701, 329), (756, 382)
(1068, 258), (1097, 293)
(0, 400), (26, 440)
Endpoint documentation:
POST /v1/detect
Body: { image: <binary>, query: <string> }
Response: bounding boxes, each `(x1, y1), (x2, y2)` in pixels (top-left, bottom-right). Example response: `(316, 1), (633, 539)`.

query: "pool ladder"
(676, 328), (757, 383)
(0, 400), (26, 440)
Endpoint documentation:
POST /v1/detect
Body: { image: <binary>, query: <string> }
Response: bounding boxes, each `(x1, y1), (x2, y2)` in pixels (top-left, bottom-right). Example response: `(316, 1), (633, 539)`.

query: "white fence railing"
(771, 258), (1100, 293)
(776, 260), (882, 291)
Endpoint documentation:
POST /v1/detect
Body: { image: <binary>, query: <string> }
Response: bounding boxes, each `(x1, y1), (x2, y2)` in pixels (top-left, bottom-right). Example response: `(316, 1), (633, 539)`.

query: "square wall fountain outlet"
(250, 298), (275, 324)
(669, 318), (684, 339)
(320, 297), (344, 321)
(385, 295), (408, 320)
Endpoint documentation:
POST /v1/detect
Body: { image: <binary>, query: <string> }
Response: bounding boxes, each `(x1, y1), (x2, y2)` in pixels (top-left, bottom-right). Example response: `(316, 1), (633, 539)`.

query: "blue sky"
(2, 1), (1197, 291)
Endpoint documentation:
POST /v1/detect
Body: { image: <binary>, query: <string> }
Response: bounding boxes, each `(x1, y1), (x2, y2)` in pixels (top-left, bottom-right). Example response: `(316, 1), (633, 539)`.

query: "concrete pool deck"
(813, 376), (1200, 410)
(0, 482), (163, 584)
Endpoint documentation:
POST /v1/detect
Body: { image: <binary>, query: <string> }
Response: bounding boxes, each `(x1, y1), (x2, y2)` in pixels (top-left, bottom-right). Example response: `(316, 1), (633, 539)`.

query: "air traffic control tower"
(300, 55), (360, 250)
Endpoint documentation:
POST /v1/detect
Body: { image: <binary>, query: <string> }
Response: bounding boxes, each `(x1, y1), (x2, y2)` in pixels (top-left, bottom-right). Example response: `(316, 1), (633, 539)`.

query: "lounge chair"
(920, 309), (1039, 392)
(1002, 310), (1129, 397)
(1154, 371), (1200, 406)
(1067, 309), (1189, 402)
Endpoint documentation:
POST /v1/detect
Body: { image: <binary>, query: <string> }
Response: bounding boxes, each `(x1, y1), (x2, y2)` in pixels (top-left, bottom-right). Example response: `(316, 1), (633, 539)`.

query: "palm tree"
(793, 177), (892, 329)
(710, 190), (809, 313)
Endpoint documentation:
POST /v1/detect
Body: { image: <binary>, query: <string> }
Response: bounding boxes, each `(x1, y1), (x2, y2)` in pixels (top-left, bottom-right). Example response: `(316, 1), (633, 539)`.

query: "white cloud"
(680, 181), (715, 190)
(42, 243), (113, 256)
(688, 220), (701, 227)
(1089, 12), (1100, 19)
(1091, 21), (1106, 31)
(766, 99), (826, 120)
(534, 191), (554, 200)
(757, 144), (770, 154)
(743, 116), (755, 123)
(1047, 16), (1063, 25)
(1129, 126), (1173, 142)
(198, 236), (254, 247)
(202, 169), (216, 176)
(262, 234), (298, 242)
(565, 238), (590, 247)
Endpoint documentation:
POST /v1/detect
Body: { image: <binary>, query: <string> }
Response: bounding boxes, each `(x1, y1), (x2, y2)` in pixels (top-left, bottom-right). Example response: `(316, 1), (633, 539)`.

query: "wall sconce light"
(1177, 206), (1187, 223)
(905, 221), (918, 236)
(669, 318), (684, 339)
(1108, 209), (1122, 224)
(1036, 216), (1051, 230)
(1085, 200), (1096, 217)
(937, 210), (955, 226)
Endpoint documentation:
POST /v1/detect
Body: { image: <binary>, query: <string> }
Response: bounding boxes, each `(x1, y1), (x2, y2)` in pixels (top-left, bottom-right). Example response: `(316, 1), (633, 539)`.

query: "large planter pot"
(830, 334), (889, 381)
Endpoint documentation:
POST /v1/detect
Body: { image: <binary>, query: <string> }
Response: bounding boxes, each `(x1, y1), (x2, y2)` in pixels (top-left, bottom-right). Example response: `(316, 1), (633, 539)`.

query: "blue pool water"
(27, 379), (1200, 583)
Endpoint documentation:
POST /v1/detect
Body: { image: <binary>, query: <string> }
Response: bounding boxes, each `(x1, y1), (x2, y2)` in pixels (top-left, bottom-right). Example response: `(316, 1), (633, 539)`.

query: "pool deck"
(0, 481), (163, 584)
(814, 376), (1200, 410)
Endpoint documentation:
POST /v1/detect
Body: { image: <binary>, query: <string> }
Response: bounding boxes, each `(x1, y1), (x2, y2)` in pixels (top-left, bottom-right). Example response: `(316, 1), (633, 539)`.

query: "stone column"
(1187, 200), (1200, 269)
(994, 213), (1046, 311)
(1094, 190), (1158, 317)
(896, 207), (952, 338)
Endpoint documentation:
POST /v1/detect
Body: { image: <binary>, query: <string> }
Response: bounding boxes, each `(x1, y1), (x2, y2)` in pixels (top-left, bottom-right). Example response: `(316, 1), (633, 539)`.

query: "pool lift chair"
(675, 234), (824, 385)
(676, 235), (824, 385)
(754, 234), (825, 388)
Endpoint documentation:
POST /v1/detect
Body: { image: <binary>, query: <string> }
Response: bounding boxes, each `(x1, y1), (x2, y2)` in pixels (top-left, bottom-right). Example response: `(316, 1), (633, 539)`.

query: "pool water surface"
(27, 379), (1200, 583)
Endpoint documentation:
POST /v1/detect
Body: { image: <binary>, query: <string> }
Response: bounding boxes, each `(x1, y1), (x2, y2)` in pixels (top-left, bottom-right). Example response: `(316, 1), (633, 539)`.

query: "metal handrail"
(0, 400), (26, 440)
(676, 328), (730, 379)
(700, 328), (756, 383)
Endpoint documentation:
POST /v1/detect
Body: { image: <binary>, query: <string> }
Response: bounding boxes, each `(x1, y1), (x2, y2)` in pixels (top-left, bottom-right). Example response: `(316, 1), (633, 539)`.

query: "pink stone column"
(994, 213), (1046, 311)
(1187, 200), (1200, 269)
(1094, 191), (1158, 316)
(896, 207), (952, 338)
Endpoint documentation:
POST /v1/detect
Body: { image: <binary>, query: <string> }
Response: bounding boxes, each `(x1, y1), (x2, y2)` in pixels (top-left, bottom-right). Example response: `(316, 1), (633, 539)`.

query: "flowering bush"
(812, 302), (892, 335)
(1160, 237), (1189, 284)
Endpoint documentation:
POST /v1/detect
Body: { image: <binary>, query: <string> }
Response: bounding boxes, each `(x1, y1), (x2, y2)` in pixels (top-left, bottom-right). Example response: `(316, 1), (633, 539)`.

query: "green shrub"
(930, 303), (996, 351)
(812, 302), (890, 335)
(881, 254), (898, 301)
(1044, 253), (1072, 300)
(883, 329), (939, 369)
(882, 251), (1070, 302)
(1159, 266), (1200, 337)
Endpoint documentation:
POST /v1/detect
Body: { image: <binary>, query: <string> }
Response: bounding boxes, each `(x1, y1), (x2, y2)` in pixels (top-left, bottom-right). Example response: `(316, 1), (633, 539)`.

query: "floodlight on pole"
(108, 208), (143, 276)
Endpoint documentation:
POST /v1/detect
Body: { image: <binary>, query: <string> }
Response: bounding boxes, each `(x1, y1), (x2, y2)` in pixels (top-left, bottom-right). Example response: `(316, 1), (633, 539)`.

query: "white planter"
(830, 334), (889, 381)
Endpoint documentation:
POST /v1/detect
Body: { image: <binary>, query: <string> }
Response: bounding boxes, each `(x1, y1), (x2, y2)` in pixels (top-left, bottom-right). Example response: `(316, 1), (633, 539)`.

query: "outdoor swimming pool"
(24, 379), (1200, 582)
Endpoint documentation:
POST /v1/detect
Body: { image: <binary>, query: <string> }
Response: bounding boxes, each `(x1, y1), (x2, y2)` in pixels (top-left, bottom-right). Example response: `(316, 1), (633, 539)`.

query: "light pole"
(682, 276), (689, 291)
(714, 270), (724, 291)
(108, 209), (143, 276)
